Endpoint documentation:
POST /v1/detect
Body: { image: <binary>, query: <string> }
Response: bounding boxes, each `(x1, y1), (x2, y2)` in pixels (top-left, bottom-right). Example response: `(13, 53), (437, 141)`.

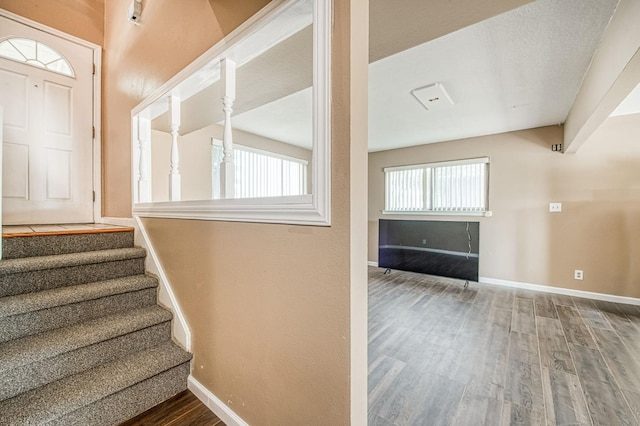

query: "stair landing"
(3, 224), (133, 238)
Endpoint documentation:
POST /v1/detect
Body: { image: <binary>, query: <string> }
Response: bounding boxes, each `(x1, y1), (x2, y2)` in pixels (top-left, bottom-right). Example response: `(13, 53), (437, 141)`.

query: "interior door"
(0, 15), (94, 225)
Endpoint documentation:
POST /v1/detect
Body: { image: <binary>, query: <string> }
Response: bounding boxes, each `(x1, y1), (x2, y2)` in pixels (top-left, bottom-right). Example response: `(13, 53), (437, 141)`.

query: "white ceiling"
(230, 0), (620, 152)
(367, 0), (619, 151)
(163, 0), (624, 152)
(232, 88), (313, 148)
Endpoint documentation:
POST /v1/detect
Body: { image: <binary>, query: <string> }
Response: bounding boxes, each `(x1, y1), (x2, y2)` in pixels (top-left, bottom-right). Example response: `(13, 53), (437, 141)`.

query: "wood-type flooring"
(368, 267), (640, 426)
(119, 390), (224, 426)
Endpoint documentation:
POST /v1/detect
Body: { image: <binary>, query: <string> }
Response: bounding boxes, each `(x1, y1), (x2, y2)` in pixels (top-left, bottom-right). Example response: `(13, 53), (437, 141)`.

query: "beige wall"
(118, 0), (359, 424)
(0, 0), (104, 46)
(369, 116), (640, 299)
(141, 3), (355, 424)
(150, 129), (171, 202)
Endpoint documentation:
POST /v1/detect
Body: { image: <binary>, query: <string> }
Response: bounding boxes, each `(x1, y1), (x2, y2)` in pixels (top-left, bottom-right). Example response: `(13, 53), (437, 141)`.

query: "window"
(384, 158), (489, 214)
(0, 38), (75, 77)
(212, 143), (307, 199)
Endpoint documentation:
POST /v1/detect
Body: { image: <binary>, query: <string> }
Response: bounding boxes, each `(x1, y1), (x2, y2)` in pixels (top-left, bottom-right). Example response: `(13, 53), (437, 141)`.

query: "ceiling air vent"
(411, 83), (454, 111)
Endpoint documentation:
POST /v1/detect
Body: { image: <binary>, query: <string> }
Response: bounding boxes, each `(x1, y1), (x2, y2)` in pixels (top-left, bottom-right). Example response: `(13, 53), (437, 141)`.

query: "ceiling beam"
(564, 0), (640, 153)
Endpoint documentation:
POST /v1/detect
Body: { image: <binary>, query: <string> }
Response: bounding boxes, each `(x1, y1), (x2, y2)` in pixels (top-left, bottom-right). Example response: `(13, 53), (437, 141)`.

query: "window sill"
(133, 194), (331, 226)
(382, 210), (492, 217)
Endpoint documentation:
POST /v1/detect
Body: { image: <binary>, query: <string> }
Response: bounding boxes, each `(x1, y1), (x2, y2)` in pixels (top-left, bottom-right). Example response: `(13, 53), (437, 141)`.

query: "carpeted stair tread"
(0, 275), (157, 318)
(0, 247), (146, 275)
(0, 313), (172, 401)
(0, 230), (191, 424)
(2, 231), (134, 260)
(0, 305), (171, 372)
(51, 364), (190, 426)
(0, 342), (192, 426)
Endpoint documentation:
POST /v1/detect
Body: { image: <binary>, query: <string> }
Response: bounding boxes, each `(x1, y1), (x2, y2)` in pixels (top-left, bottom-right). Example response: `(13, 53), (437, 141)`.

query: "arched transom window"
(0, 37), (75, 77)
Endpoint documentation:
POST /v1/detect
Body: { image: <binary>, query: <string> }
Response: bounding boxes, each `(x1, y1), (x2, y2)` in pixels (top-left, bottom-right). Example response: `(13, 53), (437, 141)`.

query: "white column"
(169, 94), (181, 201)
(220, 58), (236, 199)
(137, 115), (152, 203)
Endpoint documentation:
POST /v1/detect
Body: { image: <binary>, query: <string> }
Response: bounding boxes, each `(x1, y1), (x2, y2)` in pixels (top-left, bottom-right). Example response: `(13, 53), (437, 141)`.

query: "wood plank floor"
(368, 267), (640, 426)
(119, 390), (224, 426)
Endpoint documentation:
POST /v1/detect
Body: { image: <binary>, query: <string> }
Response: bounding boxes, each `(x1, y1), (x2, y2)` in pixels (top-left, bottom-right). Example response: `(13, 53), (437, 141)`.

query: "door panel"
(0, 69), (28, 132)
(2, 143), (28, 199)
(0, 15), (94, 224)
(45, 148), (71, 200)
(44, 81), (72, 136)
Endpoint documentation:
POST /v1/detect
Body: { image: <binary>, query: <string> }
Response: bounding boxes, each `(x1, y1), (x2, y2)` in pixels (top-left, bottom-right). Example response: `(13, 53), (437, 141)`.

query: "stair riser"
(0, 258), (146, 297)
(50, 362), (191, 426)
(0, 288), (157, 343)
(2, 232), (134, 260)
(0, 322), (171, 401)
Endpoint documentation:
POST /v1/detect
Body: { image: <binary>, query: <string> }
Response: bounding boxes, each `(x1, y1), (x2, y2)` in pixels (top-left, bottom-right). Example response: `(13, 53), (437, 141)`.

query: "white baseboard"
(188, 376), (249, 426)
(101, 216), (191, 350)
(479, 276), (640, 306)
(368, 261), (379, 267)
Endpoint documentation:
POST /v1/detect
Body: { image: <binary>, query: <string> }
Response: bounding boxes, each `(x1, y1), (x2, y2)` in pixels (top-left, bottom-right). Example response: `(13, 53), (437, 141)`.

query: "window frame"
(211, 141), (308, 200)
(0, 37), (75, 77)
(131, 0), (331, 226)
(383, 157), (491, 217)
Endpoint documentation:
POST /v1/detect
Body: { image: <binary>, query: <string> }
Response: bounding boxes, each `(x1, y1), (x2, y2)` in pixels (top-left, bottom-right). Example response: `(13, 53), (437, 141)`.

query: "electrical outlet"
(574, 270), (583, 280)
(422, 239), (427, 244)
(549, 202), (562, 212)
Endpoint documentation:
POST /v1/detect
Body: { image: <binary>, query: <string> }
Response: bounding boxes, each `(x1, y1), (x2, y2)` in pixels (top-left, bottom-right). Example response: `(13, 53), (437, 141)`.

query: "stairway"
(0, 227), (192, 426)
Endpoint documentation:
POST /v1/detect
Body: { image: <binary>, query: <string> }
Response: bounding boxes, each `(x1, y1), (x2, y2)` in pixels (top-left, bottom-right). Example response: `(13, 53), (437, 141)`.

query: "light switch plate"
(549, 202), (562, 212)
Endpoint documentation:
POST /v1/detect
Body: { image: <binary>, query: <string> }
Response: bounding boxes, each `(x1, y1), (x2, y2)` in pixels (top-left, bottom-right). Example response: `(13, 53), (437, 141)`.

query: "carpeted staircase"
(0, 227), (192, 425)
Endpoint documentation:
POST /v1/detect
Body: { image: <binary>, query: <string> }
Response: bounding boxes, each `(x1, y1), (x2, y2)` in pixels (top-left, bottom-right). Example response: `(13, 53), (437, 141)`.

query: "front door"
(0, 15), (94, 224)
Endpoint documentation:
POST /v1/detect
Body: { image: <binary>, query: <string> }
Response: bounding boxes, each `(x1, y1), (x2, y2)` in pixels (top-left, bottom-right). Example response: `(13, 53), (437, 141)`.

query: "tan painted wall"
(0, 0), (104, 46)
(139, 1), (356, 423)
(103, 0), (271, 217)
(369, 116), (640, 299)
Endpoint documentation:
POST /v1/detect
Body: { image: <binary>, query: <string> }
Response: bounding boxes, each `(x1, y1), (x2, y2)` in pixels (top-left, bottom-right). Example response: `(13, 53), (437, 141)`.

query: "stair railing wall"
(130, 0), (331, 226)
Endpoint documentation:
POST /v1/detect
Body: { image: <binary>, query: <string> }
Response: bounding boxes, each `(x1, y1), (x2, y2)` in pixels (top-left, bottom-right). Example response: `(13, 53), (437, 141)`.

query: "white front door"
(0, 15), (94, 225)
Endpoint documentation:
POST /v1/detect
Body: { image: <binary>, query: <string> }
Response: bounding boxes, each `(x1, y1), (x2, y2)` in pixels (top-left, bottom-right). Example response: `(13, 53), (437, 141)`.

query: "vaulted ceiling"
(154, 0), (624, 153)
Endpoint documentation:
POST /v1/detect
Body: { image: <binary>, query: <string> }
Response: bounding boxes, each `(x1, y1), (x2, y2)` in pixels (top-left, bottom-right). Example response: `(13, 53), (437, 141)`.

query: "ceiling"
(155, 0), (623, 152)
(367, 0), (619, 151)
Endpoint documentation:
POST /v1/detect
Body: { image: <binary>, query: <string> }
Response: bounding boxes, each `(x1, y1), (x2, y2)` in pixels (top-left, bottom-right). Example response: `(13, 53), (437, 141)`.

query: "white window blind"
(384, 158), (488, 213)
(212, 144), (307, 199)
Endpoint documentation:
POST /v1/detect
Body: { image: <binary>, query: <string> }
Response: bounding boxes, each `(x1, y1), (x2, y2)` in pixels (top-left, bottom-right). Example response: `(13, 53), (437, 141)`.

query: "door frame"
(0, 8), (102, 224)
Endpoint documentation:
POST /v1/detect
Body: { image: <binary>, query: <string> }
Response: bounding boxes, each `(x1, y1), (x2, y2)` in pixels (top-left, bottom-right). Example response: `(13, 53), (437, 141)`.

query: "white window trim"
(383, 157), (492, 217)
(131, 0), (331, 226)
(0, 37), (76, 77)
(215, 140), (309, 166)
(383, 157), (490, 173)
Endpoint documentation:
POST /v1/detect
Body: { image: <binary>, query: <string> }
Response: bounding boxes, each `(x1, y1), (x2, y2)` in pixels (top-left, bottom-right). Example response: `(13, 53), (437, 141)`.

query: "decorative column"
(220, 58), (236, 199)
(136, 115), (152, 203)
(168, 94), (181, 201)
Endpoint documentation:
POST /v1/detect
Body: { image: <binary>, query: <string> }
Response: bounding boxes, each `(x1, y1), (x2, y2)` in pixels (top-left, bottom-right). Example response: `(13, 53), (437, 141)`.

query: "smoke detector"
(411, 83), (454, 111)
(128, 0), (142, 24)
